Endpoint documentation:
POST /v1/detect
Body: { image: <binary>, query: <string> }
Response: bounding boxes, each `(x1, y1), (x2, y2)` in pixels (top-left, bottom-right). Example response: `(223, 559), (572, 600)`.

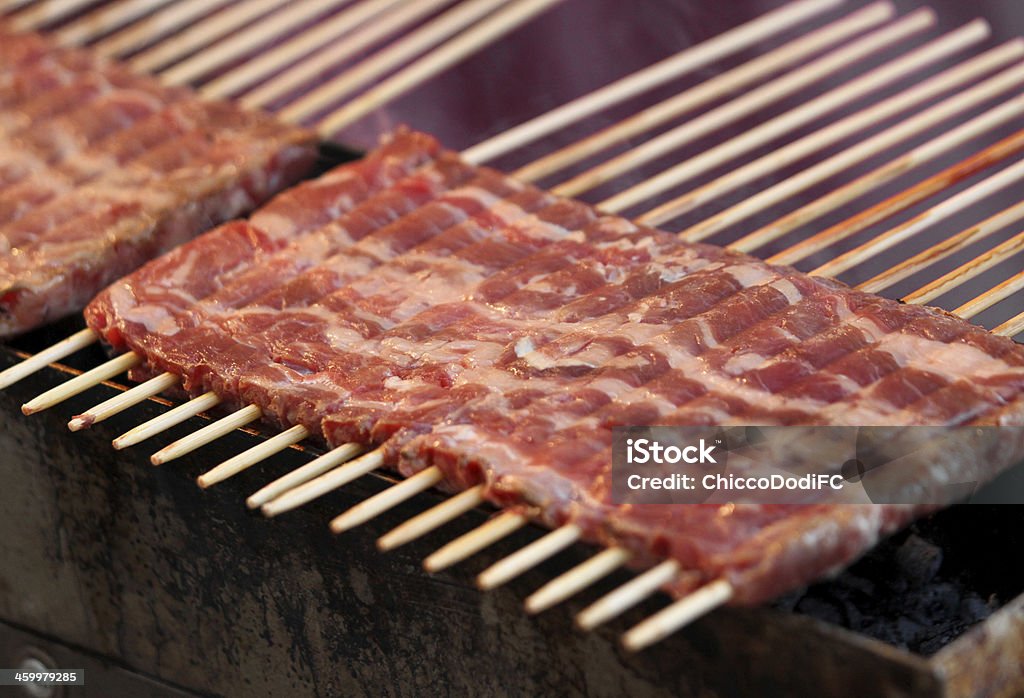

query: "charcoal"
(895, 534), (943, 586)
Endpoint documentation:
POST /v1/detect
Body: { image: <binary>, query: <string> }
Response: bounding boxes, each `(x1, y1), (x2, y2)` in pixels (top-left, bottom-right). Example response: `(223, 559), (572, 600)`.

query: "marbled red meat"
(81, 131), (1024, 607)
(86, 129), (442, 351)
(0, 29), (317, 336)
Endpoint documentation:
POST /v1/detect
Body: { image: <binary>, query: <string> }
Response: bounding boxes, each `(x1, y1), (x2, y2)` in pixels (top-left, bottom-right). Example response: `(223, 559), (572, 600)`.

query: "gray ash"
(775, 506), (1022, 655)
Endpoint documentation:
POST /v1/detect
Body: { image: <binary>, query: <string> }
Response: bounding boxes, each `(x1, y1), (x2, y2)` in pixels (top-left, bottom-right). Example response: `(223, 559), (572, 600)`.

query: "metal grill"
(0, 0), (1022, 666)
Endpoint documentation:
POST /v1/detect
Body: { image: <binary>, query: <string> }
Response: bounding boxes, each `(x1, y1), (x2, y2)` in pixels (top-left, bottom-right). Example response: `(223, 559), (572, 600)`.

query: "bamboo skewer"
(68, 371), (179, 431)
(423, 511), (526, 572)
(575, 560), (682, 631)
(811, 157), (1024, 278)
(196, 424), (310, 488)
(276, 0), (511, 122)
(54, 0), (176, 47)
(8, 0), (96, 31)
(733, 123), (1024, 257)
(112, 391), (222, 449)
(159, 0), (359, 86)
(555, 9), (934, 198)
(903, 230), (1024, 305)
(21, 352), (141, 415)
(311, 0), (568, 134)
(477, 524), (582, 590)
(524, 547), (631, 614)
(261, 449), (387, 517)
(129, 0), (288, 72)
(766, 129), (1024, 266)
(242, 1), (459, 109)
(461, 0), (843, 164)
(621, 580), (734, 652)
(329, 466), (443, 532)
(593, 16), (991, 215)
(628, 22), (997, 225)
(954, 270), (1024, 319)
(247, 442), (366, 510)
(511, 3), (892, 183)
(995, 312), (1024, 337)
(149, 404), (262, 465)
(204, 0), (438, 101)
(0, 0), (35, 16)
(0, 328), (97, 390)
(376, 484), (486, 551)
(92, 0), (237, 58)
(860, 201), (1024, 294)
(679, 62), (1024, 243)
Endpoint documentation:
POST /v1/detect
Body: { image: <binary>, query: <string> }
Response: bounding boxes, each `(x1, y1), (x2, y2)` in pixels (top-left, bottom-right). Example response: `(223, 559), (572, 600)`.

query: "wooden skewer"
(903, 230), (1024, 305)
(462, 0), (843, 165)
(680, 60), (1024, 243)
(150, 404), (262, 465)
(0, 0), (35, 16)
(954, 269), (1024, 320)
(314, 0), (573, 135)
(554, 8), (931, 198)
(92, 0), (237, 58)
(811, 157), (1024, 278)
(247, 442), (365, 510)
(329, 465), (443, 532)
(994, 311), (1024, 337)
(112, 390), (221, 449)
(377, 484), (485, 551)
(510, 1), (889, 182)
(159, 0), (359, 86)
(68, 371), (179, 431)
(604, 19), (988, 218)
(196, 424), (310, 488)
(860, 201), (1024, 294)
(477, 524), (581, 590)
(423, 511), (526, 573)
(21, 352), (141, 415)
(524, 547), (631, 615)
(733, 115), (1024, 256)
(201, 0), (415, 99)
(620, 579), (734, 652)
(0, 327), (97, 390)
(516, 3), (892, 182)
(8, 0), (96, 31)
(260, 447), (386, 517)
(54, 0), (176, 47)
(129, 0), (288, 72)
(575, 560), (681, 631)
(766, 129), (1024, 266)
(629, 21), (995, 225)
(238, 0), (457, 108)
(277, 0), (515, 123)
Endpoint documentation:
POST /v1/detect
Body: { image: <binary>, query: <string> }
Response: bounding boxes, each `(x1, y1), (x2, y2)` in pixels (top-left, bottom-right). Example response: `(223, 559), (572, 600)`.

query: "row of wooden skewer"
(2, 0), (1024, 650)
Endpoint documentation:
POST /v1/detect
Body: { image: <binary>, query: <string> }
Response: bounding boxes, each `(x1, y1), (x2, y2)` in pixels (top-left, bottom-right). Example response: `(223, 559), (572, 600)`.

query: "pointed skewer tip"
(67, 416), (90, 431)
